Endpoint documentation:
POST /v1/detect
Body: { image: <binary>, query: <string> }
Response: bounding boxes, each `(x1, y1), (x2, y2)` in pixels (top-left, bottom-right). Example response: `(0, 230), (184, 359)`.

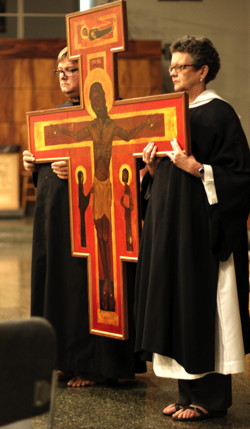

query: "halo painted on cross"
(75, 165), (87, 184)
(83, 68), (113, 117)
(81, 25), (89, 39)
(119, 164), (132, 185)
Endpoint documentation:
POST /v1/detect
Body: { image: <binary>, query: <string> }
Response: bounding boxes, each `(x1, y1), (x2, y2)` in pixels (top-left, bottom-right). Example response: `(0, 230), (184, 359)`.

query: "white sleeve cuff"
(202, 164), (218, 205)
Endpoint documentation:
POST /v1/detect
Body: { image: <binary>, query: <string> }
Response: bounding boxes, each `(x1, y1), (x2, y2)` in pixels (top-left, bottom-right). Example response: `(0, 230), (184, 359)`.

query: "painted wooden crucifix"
(27, 0), (190, 339)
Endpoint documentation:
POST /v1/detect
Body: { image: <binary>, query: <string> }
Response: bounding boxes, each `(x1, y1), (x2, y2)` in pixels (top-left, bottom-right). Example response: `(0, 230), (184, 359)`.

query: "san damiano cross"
(27, 0), (190, 339)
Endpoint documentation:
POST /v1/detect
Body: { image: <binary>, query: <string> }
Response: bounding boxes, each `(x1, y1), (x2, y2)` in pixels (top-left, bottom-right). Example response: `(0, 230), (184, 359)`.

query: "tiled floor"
(0, 217), (249, 429)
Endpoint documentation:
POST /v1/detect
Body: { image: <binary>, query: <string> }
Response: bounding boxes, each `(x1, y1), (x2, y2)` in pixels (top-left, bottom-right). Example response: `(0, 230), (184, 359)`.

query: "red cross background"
(27, 0), (190, 339)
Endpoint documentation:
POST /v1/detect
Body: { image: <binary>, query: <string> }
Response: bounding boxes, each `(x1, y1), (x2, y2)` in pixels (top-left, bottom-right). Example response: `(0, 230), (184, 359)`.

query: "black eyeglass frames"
(53, 68), (79, 78)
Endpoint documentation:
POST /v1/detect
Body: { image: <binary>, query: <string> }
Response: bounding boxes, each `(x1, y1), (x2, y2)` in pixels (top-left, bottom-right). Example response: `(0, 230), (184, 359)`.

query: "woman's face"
(58, 58), (80, 100)
(169, 52), (203, 95)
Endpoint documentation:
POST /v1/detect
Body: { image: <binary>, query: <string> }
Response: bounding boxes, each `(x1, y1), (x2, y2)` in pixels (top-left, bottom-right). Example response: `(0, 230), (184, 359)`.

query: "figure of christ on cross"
(48, 81), (158, 312)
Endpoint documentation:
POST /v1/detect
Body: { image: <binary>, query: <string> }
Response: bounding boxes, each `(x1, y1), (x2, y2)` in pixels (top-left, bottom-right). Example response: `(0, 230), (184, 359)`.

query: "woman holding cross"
(23, 47), (146, 388)
(134, 35), (250, 422)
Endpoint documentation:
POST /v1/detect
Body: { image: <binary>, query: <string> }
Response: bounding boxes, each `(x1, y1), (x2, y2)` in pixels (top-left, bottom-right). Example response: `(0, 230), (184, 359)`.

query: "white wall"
(122, 0), (250, 142)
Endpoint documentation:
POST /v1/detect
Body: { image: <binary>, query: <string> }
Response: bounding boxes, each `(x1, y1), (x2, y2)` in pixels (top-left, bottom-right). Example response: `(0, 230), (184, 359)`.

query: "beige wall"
(125, 0), (250, 142)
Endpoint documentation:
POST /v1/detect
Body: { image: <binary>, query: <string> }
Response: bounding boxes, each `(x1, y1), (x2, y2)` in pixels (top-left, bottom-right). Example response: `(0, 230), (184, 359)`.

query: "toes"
(172, 408), (185, 418)
(162, 403), (184, 416)
(67, 376), (96, 387)
(162, 404), (175, 415)
(173, 405), (208, 420)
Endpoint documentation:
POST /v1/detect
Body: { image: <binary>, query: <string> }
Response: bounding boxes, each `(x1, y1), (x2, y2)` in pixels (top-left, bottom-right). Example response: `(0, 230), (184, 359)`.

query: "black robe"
(134, 99), (250, 374)
(31, 100), (146, 379)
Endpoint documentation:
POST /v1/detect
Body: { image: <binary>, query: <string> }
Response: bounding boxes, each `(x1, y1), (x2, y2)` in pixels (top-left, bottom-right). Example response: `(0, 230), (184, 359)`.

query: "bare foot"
(173, 404), (208, 420)
(67, 375), (96, 387)
(162, 403), (184, 416)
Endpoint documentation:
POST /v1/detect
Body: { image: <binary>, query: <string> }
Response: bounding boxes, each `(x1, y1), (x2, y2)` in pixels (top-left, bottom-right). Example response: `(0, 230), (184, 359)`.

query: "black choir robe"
(134, 99), (250, 374)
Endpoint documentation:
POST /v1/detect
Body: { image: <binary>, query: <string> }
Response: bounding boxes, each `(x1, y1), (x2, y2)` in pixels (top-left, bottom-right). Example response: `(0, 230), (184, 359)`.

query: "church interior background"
(0, 0), (249, 427)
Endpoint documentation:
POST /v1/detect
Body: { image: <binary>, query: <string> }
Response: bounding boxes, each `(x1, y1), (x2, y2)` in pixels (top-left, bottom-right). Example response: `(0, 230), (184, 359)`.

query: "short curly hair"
(169, 35), (220, 84)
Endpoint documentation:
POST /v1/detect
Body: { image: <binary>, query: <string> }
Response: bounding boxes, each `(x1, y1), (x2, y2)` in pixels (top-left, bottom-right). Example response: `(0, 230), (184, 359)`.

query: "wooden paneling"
(118, 58), (162, 98)
(118, 40), (162, 99)
(0, 39), (162, 153)
(0, 39), (67, 58)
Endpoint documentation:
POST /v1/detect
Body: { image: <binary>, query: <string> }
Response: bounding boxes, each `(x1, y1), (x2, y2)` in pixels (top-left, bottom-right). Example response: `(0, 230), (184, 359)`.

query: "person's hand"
(23, 150), (36, 172)
(142, 141), (160, 177)
(51, 160), (69, 180)
(167, 138), (202, 177)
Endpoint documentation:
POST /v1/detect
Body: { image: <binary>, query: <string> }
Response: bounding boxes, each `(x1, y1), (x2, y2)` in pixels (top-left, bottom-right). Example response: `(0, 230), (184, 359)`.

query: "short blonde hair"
(57, 47), (68, 62)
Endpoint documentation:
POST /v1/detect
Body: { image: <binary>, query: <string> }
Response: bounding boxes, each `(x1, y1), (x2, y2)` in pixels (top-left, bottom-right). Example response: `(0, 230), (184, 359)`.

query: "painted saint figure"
(77, 170), (92, 247)
(120, 167), (134, 251)
(89, 26), (113, 40)
(81, 25), (113, 41)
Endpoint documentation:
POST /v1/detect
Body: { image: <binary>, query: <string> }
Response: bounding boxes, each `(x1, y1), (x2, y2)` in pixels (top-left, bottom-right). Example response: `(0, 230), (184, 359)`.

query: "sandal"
(162, 402), (185, 417)
(172, 405), (227, 422)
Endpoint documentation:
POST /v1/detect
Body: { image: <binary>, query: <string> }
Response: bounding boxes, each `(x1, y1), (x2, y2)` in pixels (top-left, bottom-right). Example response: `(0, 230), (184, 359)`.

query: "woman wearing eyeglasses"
(134, 35), (250, 422)
(23, 48), (146, 389)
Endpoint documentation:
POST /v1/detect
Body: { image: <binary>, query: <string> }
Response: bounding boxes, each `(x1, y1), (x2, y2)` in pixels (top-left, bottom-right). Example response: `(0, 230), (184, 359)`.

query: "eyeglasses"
(168, 64), (196, 74)
(53, 68), (79, 78)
